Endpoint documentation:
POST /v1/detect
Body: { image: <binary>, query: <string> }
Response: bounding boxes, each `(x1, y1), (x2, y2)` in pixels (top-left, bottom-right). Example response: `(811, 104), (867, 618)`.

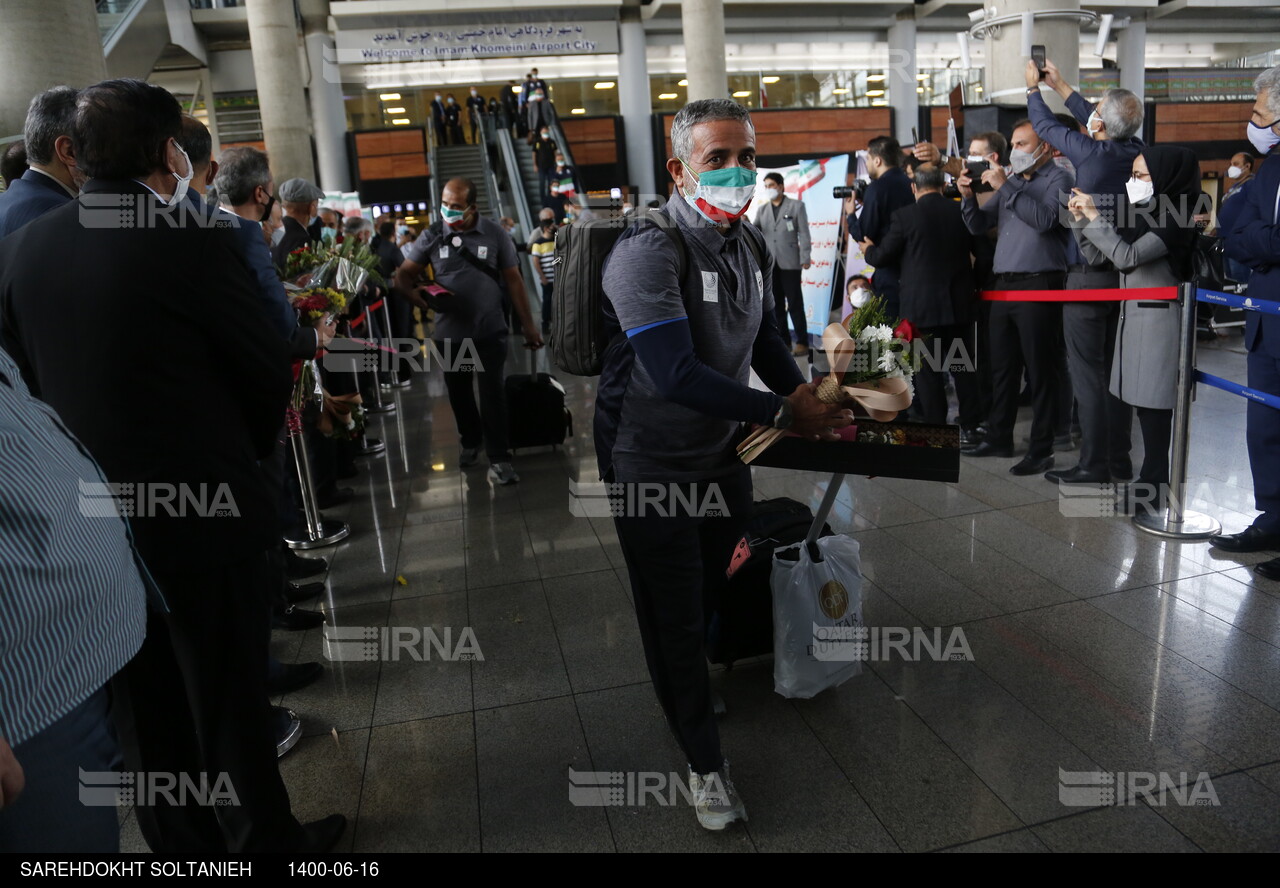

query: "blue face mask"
(320, 227), (337, 244)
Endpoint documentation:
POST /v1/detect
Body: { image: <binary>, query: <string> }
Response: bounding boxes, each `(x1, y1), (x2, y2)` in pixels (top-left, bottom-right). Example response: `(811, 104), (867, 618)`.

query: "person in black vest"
(0, 77), (344, 853)
(864, 163), (979, 428)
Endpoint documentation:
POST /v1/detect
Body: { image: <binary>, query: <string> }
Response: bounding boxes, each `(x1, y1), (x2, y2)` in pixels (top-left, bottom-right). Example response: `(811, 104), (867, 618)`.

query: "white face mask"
(849, 287), (872, 309)
(167, 141), (193, 207)
(1247, 120), (1280, 155)
(1125, 177), (1154, 205)
(1087, 110), (1103, 135)
(1227, 165), (1244, 179)
(763, 187), (780, 201)
(271, 226), (285, 246)
(1008, 143), (1045, 175)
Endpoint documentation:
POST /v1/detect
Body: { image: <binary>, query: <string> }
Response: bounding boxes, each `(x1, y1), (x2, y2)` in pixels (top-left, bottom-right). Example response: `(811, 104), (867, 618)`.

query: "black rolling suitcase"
(707, 497), (833, 667)
(505, 349), (572, 450)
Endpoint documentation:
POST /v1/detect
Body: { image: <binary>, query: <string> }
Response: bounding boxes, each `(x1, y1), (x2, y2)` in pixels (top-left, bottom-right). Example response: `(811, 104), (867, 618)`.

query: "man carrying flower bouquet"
(595, 98), (854, 831)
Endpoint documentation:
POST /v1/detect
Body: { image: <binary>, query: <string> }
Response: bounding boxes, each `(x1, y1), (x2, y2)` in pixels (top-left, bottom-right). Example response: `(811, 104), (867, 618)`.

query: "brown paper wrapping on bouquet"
(317, 391), (363, 437)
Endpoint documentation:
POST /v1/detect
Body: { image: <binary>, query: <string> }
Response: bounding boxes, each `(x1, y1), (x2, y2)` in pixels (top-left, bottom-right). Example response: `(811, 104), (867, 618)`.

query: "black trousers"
(772, 266), (806, 345)
(612, 464), (752, 775)
(109, 551), (305, 853)
(1062, 283), (1133, 475)
(986, 273), (1066, 459)
(438, 335), (511, 461)
(1135, 406), (1173, 487)
(916, 322), (981, 427)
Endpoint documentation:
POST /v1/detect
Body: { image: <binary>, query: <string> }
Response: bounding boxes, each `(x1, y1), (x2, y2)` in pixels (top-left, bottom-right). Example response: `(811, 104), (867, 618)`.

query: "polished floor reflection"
(120, 334), (1280, 852)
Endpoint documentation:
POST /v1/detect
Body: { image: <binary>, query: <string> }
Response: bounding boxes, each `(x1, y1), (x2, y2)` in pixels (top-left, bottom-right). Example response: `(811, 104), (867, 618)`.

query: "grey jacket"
(753, 196), (811, 270)
(1073, 215), (1181, 410)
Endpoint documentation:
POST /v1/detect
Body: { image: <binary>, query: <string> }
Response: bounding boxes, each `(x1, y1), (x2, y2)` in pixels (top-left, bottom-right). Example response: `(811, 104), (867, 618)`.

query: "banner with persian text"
(752, 154), (849, 337)
(335, 21), (619, 64)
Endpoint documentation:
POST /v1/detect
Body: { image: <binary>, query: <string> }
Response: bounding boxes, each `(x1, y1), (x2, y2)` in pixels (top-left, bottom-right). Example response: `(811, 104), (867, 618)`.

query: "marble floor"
(119, 331), (1280, 852)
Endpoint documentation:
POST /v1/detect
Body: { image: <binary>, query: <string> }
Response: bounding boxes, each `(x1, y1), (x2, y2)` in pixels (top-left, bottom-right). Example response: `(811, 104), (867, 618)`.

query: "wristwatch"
(771, 399), (793, 430)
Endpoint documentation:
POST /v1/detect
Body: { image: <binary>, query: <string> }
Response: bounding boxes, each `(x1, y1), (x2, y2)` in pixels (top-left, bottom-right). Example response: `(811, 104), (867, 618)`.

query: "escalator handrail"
(547, 116), (585, 208)
(489, 119), (543, 309)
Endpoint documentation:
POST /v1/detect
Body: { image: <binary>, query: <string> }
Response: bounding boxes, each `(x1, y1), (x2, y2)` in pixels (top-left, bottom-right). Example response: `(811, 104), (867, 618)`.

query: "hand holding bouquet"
(738, 294), (918, 464)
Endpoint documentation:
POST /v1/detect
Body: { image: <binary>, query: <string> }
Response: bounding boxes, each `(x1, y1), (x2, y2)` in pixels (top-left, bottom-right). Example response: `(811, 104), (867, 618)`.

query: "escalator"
(430, 144), (495, 218)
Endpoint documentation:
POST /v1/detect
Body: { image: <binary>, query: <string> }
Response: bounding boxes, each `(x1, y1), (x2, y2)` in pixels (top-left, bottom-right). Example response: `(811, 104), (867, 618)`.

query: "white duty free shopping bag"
(770, 534), (864, 699)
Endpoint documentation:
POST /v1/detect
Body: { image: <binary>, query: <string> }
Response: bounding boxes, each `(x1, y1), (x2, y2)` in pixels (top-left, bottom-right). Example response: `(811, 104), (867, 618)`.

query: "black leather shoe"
(301, 814), (348, 852)
(1255, 557), (1280, 581)
(286, 552), (328, 580)
(286, 581), (324, 604)
(1208, 525), (1280, 553)
(1110, 463), (1133, 482)
(962, 440), (1014, 458)
(267, 661), (323, 695)
(1045, 465), (1112, 485)
(272, 605), (325, 631)
(316, 487), (353, 509)
(959, 426), (985, 448)
(1010, 455), (1054, 476)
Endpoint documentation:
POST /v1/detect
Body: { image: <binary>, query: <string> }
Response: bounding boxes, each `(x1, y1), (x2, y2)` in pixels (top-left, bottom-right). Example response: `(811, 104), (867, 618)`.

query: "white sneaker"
(488, 462), (520, 485)
(688, 759), (747, 830)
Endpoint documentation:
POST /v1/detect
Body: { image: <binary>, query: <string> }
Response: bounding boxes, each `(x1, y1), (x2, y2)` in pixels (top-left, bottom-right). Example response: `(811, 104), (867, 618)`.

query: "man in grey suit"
(754, 172), (812, 355)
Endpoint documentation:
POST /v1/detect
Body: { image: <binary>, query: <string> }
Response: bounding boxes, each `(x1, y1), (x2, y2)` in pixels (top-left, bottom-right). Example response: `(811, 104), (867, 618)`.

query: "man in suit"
(754, 172), (812, 355)
(1215, 65), (1280, 580)
(466, 87), (487, 144)
(272, 177), (324, 270)
(430, 92), (447, 146)
(0, 77), (344, 852)
(850, 136), (914, 319)
(864, 163), (979, 428)
(0, 87), (83, 238)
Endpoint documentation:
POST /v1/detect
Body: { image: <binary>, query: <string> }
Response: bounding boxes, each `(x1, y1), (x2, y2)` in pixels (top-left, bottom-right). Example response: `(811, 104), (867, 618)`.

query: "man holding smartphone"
(1026, 57), (1145, 486)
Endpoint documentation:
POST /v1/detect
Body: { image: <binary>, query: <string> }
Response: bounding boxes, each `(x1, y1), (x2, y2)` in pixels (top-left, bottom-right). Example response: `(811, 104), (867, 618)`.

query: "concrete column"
(680, 0), (728, 103)
(245, 0), (315, 185)
(1117, 19), (1147, 106)
(887, 11), (918, 147)
(983, 0), (1080, 112)
(0, 0), (106, 138)
(619, 3), (656, 197)
(305, 27), (351, 192)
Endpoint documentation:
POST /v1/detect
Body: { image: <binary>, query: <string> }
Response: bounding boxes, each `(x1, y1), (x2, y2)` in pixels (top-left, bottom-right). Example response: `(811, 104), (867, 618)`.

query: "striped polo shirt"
(0, 347), (147, 746)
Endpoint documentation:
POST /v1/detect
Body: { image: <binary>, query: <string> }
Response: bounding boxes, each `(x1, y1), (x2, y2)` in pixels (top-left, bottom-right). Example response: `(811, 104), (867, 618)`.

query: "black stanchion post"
(285, 359), (351, 549)
(1133, 282), (1221, 539)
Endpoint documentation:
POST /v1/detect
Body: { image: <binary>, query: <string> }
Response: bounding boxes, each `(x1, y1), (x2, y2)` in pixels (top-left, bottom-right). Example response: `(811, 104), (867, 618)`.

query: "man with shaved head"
(394, 177), (542, 485)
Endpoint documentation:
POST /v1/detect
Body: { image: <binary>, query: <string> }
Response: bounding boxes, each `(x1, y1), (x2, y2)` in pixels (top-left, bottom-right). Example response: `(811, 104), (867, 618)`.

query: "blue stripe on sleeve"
(625, 317), (684, 338)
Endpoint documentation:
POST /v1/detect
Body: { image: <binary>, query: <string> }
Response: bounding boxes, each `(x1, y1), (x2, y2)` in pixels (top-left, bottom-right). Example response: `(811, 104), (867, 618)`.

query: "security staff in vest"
(753, 171), (812, 355)
(849, 135), (914, 318)
(1027, 59), (1145, 486)
(596, 98), (853, 831)
(394, 177), (542, 486)
(959, 119), (1074, 476)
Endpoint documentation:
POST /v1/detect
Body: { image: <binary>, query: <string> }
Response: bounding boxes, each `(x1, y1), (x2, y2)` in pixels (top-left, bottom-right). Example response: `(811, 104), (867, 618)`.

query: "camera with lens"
(832, 180), (868, 201)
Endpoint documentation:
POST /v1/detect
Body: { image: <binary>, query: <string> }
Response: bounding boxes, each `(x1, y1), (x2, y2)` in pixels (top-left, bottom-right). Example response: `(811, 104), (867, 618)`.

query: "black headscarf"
(1118, 145), (1201, 280)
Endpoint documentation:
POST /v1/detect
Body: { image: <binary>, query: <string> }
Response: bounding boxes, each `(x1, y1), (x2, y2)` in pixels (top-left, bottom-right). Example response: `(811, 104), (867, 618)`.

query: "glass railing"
(96, 0), (144, 47)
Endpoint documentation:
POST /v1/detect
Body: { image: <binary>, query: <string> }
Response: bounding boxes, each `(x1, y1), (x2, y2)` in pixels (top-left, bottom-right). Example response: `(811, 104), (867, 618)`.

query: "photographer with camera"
(849, 136), (914, 318)
(1026, 58), (1145, 486)
(959, 120), (1073, 475)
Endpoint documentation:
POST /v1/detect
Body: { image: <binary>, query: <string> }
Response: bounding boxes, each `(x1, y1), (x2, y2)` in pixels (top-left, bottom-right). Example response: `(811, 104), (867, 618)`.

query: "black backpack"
(548, 209), (766, 376)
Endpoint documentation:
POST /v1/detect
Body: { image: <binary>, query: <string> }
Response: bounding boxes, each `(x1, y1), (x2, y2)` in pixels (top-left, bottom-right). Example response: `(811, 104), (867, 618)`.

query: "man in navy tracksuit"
(1215, 65), (1280, 580)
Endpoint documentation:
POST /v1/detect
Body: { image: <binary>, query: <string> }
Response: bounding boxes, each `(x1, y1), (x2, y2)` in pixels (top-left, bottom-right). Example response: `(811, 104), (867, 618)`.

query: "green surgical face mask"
(679, 158), (757, 224)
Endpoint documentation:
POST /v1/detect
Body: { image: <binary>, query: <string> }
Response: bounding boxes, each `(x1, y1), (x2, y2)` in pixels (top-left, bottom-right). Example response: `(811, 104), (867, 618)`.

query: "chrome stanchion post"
(285, 359), (351, 549)
(361, 313), (395, 416)
(379, 296), (409, 388)
(1133, 283), (1221, 539)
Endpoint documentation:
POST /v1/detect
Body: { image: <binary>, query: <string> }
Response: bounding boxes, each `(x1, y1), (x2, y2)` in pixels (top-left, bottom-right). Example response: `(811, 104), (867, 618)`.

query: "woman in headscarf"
(1067, 145), (1201, 515)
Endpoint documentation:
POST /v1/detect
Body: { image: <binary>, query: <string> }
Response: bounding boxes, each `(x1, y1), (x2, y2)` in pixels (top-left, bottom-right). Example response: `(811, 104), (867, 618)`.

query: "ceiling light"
(866, 89), (885, 97)
(571, 108), (585, 114)
(872, 99), (888, 106)
(384, 107), (405, 114)
(511, 85), (521, 93)
(379, 92), (401, 100)
(391, 118), (410, 125)
(762, 76), (780, 84)
(832, 88), (849, 94)
(678, 79), (688, 86)
(866, 74), (886, 82)
(917, 87), (925, 93)
(917, 73), (929, 80)
(732, 90), (751, 98)
(658, 93), (678, 100)
(594, 81), (616, 89)
(974, 85), (983, 91)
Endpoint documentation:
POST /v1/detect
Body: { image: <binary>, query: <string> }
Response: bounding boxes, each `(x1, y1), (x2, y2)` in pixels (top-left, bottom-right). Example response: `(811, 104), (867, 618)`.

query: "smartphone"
(911, 126), (919, 145)
(965, 158), (993, 193)
(1031, 45), (1047, 80)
